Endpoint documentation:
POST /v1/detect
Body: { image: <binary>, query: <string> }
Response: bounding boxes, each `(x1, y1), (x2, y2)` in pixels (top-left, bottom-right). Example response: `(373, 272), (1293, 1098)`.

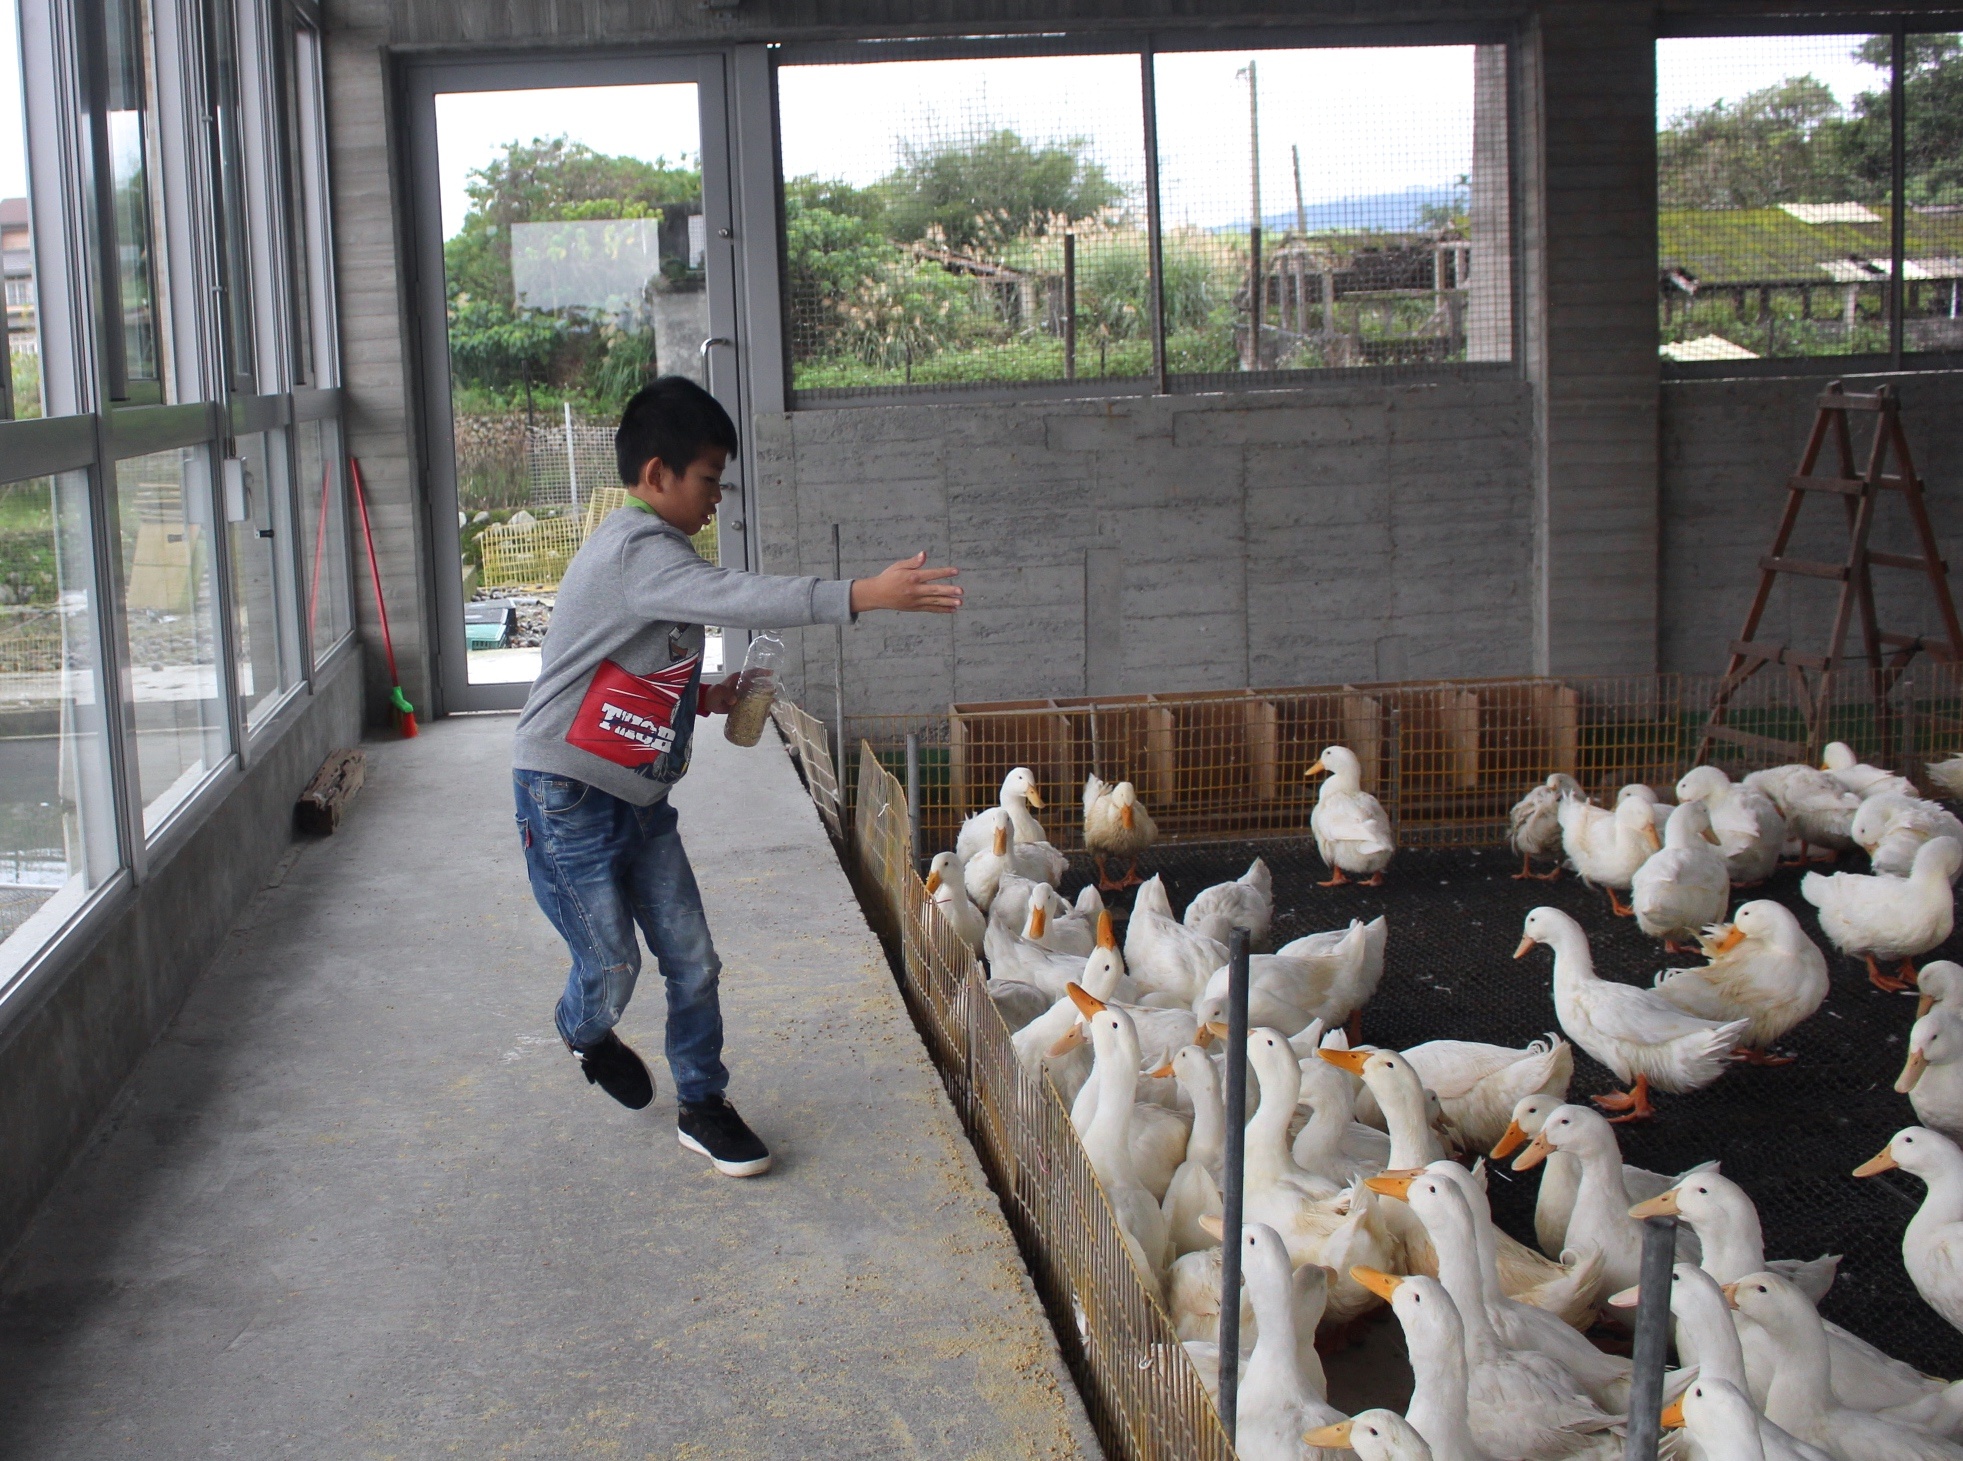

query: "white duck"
(1379, 1161), (1633, 1411)
(1559, 787), (1660, 916)
(1083, 774), (1157, 892)
(1124, 875), (1227, 1005)
(1509, 773), (1586, 881)
(1492, 1092), (1692, 1259)
(1064, 988), (1192, 1202)
(1185, 858), (1274, 948)
(1920, 962), (1963, 1018)
(1628, 1169), (1838, 1307)
(1183, 1248), (1332, 1411)
(1727, 1271), (1963, 1461)
(1651, 899), (1830, 1061)
(1281, 917), (1390, 1037)
(1294, 1044), (1395, 1187)
(1856, 1127), (1963, 1340)
(1195, 934), (1365, 1037)
(1009, 922), (1127, 1102)
(1823, 741), (1917, 801)
(1613, 1263), (1833, 1461)
(1158, 1045), (1225, 1258)
(1929, 755), (1963, 802)
(1898, 1011), (1963, 1142)
(1510, 1102), (1697, 1295)
(1631, 799), (1732, 951)
(1677, 765), (1788, 887)
(1353, 1269), (1491, 1461)
(984, 882), (1081, 970)
(1803, 835), (1962, 993)
(1306, 1410), (1441, 1461)
(990, 891), (1104, 1000)
(1663, 1375), (1829, 1461)
(1395, 1036), (1573, 1154)
(1068, 988), (1170, 1283)
(1308, 745), (1395, 886)
(1231, 1223), (1348, 1461)
(1744, 764), (1862, 863)
(923, 850), (985, 952)
(1516, 906), (1748, 1121)
(955, 766), (1046, 862)
(1365, 1175), (1623, 1460)
(1852, 793), (1963, 880)
(961, 810), (1068, 909)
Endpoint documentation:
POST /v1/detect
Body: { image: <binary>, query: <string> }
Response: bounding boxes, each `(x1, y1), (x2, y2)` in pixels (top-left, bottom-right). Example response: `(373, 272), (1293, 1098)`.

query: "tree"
(1848, 34), (1963, 202)
(878, 129), (1123, 256)
(1658, 75), (1864, 209)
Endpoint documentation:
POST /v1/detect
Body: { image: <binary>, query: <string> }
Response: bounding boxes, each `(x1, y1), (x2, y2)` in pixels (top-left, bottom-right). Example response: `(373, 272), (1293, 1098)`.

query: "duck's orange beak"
(1897, 1050), (1931, 1094)
(1719, 1282), (1742, 1309)
(1025, 786), (1044, 809)
(1511, 1130), (1555, 1171)
(1302, 1421), (1352, 1448)
(992, 824), (1009, 856)
(1305, 759), (1326, 779)
(1096, 909), (1117, 949)
(1349, 1265), (1403, 1302)
(1120, 803), (1135, 830)
(1713, 925), (1746, 953)
(1364, 1174), (1415, 1201)
(1318, 1048), (1370, 1075)
(1198, 1213), (1225, 1240)
(1028, 904), (1048, 940)
(1514, 935), (1538, 959)
(1046, 1025), (1087, 1058)
(1491, 1119), (1530, 1160)
(1066, 982), (1106, 1018)
(924, 870), (942, 895)
(1148, 1062), (1175, 1079)
(1660, 1396), (1686, 1430)
(1853, 1142), (1900, 1177)
(1630, 1188), (1681, 1219)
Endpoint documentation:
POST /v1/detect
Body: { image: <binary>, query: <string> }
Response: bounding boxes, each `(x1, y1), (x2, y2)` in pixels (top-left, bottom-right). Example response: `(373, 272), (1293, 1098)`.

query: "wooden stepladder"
(1697, 381), (1963, 766)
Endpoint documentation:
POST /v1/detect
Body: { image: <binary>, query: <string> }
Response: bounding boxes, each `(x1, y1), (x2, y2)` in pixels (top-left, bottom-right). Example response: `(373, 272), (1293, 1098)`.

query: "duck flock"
(917, 743), (1963, 1461)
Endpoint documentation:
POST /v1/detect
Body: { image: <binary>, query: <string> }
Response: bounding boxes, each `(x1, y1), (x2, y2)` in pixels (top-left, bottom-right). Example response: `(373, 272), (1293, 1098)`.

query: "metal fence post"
(905, 733), (922, 869)
(1386, 704), (1404, 844)
(832, 524), (847, 780)
(1217, 926), (1252, 1444)
(1625, 1215), (1678, 1461)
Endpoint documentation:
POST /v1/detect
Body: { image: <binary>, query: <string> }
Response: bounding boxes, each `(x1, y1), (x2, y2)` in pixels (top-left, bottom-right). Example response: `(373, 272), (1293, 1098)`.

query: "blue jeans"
(513, 770), (727, 1104)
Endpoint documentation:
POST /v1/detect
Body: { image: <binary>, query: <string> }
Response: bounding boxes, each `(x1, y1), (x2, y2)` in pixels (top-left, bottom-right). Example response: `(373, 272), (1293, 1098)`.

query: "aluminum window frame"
(770, 24), (1523, 410)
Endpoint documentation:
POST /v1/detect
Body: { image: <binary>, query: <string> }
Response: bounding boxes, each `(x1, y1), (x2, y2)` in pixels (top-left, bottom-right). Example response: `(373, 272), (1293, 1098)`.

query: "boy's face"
(634, 446), (726, 535)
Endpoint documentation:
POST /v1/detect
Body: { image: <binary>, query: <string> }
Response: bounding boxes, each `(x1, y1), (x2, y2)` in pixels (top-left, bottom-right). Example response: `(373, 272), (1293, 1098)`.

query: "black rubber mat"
(1052, 839), (1961, 1378)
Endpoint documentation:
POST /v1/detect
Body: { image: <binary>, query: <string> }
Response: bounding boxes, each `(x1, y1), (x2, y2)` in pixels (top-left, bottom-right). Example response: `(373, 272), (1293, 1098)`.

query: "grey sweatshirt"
(511, 500), (853, 805)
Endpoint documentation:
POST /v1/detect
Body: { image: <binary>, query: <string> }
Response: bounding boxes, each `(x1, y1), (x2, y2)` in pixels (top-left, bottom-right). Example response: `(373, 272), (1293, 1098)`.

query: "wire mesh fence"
(846, 741), (1236, 1461)
(839, 669), (1963, 859)
(1656, 31), (1963, 363)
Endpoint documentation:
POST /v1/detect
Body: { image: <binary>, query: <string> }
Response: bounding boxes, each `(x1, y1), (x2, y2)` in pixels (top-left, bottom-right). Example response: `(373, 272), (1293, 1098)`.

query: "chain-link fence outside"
(838, 668), (1963, 858)
(845, 738), (1235, 1461)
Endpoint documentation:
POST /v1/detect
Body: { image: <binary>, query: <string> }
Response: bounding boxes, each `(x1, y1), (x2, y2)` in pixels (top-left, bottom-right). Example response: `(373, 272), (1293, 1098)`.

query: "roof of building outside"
(0, 197), (28, 227)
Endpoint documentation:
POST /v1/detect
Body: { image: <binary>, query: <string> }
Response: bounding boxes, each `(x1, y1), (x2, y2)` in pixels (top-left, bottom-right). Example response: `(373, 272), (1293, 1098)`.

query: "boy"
(511, 376), (959, 1176)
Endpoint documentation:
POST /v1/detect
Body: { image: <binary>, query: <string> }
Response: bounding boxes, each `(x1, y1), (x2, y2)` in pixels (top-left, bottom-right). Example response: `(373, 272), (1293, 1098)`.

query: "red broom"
(349, 457), (418, 738)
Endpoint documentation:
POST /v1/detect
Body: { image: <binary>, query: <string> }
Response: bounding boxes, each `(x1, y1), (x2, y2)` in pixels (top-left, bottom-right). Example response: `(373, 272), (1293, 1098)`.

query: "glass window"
(1902, 33), (1963, 354)
(226, 430), (298, 727)
(1658, 34), (1891, 361)
(0, 471), (120, 983)
(1153, 45), (1506, 377)
(1, 0), (40, 418)
(295, 415), (351, 661)
(283, 18), (328, 385)
(117, 446), (228, 832)
(96, 0), (170, 400)
(205, 0), (256, 392)
(776, 54), (1151, 394)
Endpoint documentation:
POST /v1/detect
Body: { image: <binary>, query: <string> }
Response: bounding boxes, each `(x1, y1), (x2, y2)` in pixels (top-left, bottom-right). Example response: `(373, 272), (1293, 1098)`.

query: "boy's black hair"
(615, 376), (739, 486)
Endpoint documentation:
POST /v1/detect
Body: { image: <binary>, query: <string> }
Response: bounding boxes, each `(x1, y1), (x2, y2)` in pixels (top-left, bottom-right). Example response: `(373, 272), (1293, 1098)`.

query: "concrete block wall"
(753, 376), (1537, 715)
(1658, 369), (1963, 676)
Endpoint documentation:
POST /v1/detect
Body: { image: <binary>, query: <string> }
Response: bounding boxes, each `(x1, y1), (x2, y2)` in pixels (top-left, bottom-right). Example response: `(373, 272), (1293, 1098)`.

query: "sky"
(1, 0), (26, 203)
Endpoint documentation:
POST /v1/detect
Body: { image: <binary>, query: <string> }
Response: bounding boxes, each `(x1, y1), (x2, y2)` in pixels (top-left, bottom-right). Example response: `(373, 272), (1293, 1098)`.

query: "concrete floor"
(0, 714), (1098, 1459)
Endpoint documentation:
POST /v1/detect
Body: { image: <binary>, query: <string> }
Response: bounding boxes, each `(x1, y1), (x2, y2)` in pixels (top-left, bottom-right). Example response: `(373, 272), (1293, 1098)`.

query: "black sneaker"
(573, 1031), (654, 1110)
(677, 1096), (772, 1177)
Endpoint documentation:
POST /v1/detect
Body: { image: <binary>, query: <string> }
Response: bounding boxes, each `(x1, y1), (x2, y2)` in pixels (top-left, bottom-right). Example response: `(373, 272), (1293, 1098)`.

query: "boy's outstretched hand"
(849, 552), (963, 614)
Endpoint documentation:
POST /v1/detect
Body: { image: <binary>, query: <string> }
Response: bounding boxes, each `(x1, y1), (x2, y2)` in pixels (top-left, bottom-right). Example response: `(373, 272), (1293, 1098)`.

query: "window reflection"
(101, 0), (167, 396)
(227, 431), (298, 727)
(296, 416), (351, 661)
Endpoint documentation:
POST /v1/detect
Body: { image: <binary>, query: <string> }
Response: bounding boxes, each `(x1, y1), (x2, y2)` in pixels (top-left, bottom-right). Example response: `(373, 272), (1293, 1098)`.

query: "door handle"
(699, 336), (733, 394)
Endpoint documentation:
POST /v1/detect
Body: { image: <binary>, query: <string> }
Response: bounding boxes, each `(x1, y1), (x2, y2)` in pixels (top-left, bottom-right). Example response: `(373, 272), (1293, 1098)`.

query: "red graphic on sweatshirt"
(565, 655), (699, 767)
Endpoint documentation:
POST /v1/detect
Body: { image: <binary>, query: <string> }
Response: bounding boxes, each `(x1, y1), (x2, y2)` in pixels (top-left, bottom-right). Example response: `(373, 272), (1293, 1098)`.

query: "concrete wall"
(753, 374), (1537, 714)
(1659, 369), (1963, 676)
(0, 653), (365, 1261)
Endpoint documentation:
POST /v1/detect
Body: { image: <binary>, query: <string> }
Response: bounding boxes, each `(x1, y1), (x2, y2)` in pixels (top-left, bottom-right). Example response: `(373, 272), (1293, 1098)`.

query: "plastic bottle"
(723, 632), (785, 747)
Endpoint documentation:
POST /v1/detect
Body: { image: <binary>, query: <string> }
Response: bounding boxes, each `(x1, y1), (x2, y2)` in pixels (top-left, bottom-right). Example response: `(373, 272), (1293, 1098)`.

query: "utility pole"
(1292, 142), (1307, 236)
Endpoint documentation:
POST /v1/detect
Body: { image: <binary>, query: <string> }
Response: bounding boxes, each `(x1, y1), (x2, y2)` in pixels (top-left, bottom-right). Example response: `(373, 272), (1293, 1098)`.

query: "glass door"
(407, 56), (741, 712)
